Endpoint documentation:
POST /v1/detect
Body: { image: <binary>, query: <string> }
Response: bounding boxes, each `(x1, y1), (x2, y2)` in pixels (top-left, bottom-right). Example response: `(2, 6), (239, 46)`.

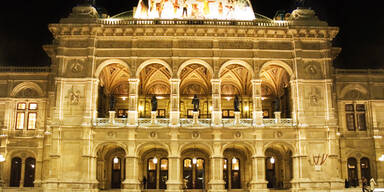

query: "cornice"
(49, 23), (339, 41)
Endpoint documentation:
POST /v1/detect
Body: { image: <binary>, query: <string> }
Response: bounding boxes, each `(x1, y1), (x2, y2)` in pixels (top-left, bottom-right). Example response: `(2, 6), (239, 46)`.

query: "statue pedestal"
(234, 111), (241, 125)
(274, 111), (281, 124)
(109, 111), (116, 124)
(151, 111), (157, 125)
(253, 111), (264, 127)
(193, 111), (199, 125)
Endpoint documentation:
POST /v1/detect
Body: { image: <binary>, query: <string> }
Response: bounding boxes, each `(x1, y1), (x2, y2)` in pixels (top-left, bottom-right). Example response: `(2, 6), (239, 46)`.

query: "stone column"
(208, 155), (226, 192)
(169, 79), (180, 127)
(19, 160), (25, 188)
(249, 142), (268, 192)
(211, 79), (222, 127)
(122, 155), (140, 191)
(251, 79), (263, 127)
(166, 155), (183, 192)
(127, 78), (139, 127)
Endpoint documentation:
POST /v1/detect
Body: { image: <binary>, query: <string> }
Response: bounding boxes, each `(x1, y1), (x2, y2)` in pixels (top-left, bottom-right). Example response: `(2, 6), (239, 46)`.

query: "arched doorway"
(220, 64), (253, 118)
(97, 63), (131, 118)
(179, 63), (212, 118)
(260, 65), (292, 118)
(181, 147), (210, 190)
(10, 157), (22, 187)
(24, 157), (36, 187)
(138, 63), (171, 118)
(222, 145), (252, 190)
(96, 145), (126, 190)
(360, 157), (370, 180)
(265, 144), (293, 189)
(347, 157), (358, 187)
(141, 147), (168, 190)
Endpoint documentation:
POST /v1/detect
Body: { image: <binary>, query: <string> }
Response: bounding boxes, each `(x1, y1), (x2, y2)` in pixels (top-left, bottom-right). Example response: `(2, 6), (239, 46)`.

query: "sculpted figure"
(192, 94), (200, 112)
(234, 95), (240, 112)
(151, 95), (158, 112)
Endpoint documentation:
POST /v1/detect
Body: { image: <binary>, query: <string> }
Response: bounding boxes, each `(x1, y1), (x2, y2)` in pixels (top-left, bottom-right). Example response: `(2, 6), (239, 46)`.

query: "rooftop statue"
(78, 0), (95, 6)
(134, 0), (255, 20)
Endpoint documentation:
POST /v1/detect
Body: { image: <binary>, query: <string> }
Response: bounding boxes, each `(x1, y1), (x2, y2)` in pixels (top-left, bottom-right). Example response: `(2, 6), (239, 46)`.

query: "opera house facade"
(0, 0), (383, 191)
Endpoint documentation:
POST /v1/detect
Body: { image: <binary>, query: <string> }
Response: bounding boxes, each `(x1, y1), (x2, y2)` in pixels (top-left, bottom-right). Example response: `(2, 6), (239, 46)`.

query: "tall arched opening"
(265, 144), (293, 189)
(96, 145), (126, 190)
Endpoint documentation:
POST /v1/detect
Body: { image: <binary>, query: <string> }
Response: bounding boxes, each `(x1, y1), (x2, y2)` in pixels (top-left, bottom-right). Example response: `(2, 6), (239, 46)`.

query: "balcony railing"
(93, 117), (294, 128)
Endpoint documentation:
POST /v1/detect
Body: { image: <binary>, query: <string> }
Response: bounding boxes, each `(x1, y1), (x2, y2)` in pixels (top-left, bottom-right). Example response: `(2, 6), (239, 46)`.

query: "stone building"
(0, 1), (383, 192)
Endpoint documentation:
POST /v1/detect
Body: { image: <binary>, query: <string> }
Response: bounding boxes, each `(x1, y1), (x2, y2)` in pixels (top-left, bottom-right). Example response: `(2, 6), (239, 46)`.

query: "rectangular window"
(357, 113), (366, 131)
(29, 103), (38, 110)
(346, 113), (355, 131)
(16, 112), (25, 129)
(27, 113), (37, 129)
(17, 103), (26, 110)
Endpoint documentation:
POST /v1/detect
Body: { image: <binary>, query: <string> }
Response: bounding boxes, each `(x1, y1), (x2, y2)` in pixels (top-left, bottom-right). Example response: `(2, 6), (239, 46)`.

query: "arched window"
(10, 157), (22, 187)
(183, 158), (205, 189)
(145, 157), (168, 189)
(24, 157), (36, 187)
(347, 158), (358, 187)
(360, 158), (371, 180)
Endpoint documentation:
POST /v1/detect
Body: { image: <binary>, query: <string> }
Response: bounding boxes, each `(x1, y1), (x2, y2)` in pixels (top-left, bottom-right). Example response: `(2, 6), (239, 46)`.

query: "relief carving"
(69, 86), (81, 105)
(16, 88), (39, 98)
(308, 87), (321, 106)
(305, 63), (322, 78)
(69, 59), (85, 73)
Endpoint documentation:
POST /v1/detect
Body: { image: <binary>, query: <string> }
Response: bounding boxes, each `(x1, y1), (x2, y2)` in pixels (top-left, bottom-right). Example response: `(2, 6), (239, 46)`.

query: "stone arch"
(93, 142), (128, 157)
(259, 60), (295, 79)
(177, 59), (214, 78)
(340, 84), (369, 99)
(219, 60), (255, 78)
(179, 142), (213, 156)
(136, 142), (170, 157)
(345, 150), (372, 160)
(221, 142), (256, 156)
(136, 59), (173, 78)
(10, 82), (44, 98)
(95, 59), (131, 78)
(6, 150), (36, 161)
(263, 141), (296, 155)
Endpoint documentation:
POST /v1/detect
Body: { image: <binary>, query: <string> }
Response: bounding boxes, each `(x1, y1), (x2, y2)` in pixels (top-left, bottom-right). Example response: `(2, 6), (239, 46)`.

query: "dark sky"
(0, 0), (382, 68)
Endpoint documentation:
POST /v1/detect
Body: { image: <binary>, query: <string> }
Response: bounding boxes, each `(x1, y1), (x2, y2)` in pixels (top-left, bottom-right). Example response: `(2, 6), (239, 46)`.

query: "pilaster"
(127, 78), (139, 127)
(252, 79), (263, 127)
(169, 79), (180, 127)
(211, 79), (222, 127)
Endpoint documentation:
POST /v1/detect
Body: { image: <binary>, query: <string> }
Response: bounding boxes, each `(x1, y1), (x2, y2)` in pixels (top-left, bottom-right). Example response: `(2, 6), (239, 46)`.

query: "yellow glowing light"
(226, 97), (231, 101)
(121, 97), (127, 101)
(0, 154), (5, 162)
(153, 157), (158, 164)
(192, 157), (197, 164)
(379, 155), (384, 162)
(209, 106), (213, 111)
(134, 0), (256, 21)
(270, 157), (275, 164)
(232, 157), (237, 164)
(244, 106), (249, 111)
(113, 157), (119, 164)
(139, 105), (144, 111)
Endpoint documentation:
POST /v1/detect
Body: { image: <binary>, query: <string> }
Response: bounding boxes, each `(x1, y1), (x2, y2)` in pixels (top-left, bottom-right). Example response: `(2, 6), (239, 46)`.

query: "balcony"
(93, 117), (294, 128)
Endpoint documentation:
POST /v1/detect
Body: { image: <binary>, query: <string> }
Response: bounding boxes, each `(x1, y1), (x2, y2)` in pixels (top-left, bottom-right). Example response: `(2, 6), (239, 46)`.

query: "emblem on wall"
(69, 59), (85, 73)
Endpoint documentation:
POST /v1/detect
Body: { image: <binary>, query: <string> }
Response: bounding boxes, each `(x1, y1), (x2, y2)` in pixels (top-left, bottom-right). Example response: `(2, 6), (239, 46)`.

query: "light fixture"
(192, 157), (197, 165)
(153, 157), (158, 164)
(232, 157), (237, 164)
(31, 164), (35, 168)
(113, 157), (119, 164)
(379, 154), (384, 162)
(139, 105), (144, 111)
(0, 154), (5, 162)
(244, 106), (249, 111)
(226, 97), (231, 101)
(209, 106), (213, 111)
(270, 156), (275, 164)
(261, 97), (265, 101)
(121, 96), (127, 101)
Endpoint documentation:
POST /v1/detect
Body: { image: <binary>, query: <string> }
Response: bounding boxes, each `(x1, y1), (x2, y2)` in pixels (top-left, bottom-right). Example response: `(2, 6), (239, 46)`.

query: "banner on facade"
(134, 0), (255, 20)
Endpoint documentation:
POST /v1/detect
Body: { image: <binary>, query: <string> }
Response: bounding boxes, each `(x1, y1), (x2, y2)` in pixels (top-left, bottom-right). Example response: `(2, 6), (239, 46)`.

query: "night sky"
(0, 0), (382, 69)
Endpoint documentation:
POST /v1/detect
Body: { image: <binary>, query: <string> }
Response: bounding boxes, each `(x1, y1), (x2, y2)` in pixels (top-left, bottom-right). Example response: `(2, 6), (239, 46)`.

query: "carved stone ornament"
(305, 64), (318, 75)
(16, 88), (39, 98)
(192, 131), (200, 139)
(309, 87), (321, 106)
(69, 87), (81, 105)
(150, 131), (157, 138)
(71, 60), (84, 73)
(344, 89), (366, 100)
(234, 131), (242, 138)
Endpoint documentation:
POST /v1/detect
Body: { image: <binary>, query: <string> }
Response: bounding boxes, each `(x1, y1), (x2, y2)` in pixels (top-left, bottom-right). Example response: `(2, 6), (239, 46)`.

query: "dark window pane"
(346, 114), (355, 131)
(357, 113), (366, 131)
(24, 158), (36, 187)
(356, 104), (365, 111)
(345, 104), (354, 112)
(10, 157), (22, 187)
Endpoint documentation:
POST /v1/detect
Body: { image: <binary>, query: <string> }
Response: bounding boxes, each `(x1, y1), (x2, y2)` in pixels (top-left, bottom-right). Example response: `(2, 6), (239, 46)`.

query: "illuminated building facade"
(0, 1), (383, 192)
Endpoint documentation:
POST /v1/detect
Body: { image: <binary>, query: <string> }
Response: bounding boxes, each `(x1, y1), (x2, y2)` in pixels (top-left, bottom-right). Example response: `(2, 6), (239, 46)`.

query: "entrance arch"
(181, 145), (211, 190)
(264, 143), (293, 189)
(96, 144), (127, 190)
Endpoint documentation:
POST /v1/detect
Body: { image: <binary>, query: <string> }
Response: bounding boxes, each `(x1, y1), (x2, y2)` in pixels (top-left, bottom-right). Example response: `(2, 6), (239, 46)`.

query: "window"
(345, 104), (366, 131)
(146, 158), (168, 189)
(183, 158), (205, 189)
(10, 157), (22, 187)
(15, 102), (38, 130)
(347, 158), (358, 187)
(360, 158), (371, 180)
(24, 157), (36, 187)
